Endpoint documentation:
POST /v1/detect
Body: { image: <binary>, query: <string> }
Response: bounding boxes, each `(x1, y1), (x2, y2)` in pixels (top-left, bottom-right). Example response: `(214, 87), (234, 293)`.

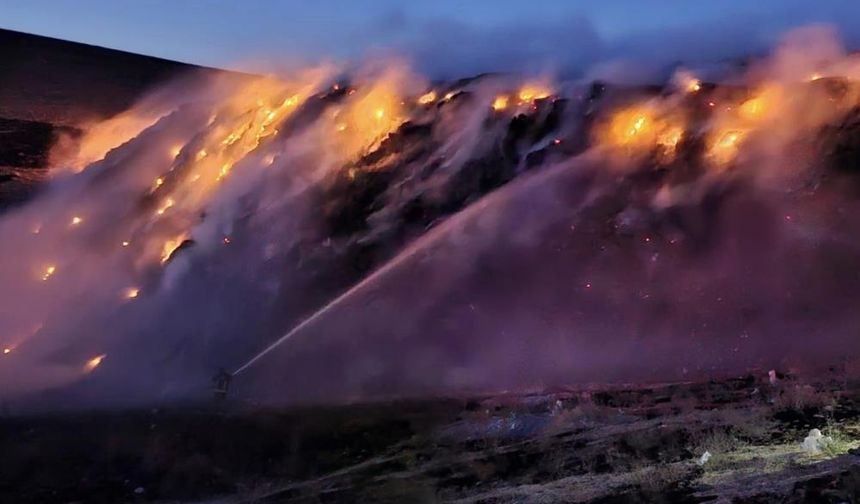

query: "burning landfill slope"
(3, 26), (860, 409)
(0, 28), (231, 209)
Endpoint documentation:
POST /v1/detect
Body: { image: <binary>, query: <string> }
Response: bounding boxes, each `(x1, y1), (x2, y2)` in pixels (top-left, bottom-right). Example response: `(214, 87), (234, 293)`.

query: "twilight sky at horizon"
(2, 0), (860, 77)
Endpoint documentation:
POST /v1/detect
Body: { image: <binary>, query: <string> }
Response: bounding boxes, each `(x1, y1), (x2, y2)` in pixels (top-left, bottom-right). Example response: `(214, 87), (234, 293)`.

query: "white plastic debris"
(768, 369), (778, 385)
(801, 428), (832, 454)
(697, 451), (712, 466)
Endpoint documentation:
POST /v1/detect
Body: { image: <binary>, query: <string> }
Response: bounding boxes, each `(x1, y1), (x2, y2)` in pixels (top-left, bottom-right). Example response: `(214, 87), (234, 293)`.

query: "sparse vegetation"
(773, 383), (837, 412)
(4, 374), (860, 503)
(816, 420), (859, 458)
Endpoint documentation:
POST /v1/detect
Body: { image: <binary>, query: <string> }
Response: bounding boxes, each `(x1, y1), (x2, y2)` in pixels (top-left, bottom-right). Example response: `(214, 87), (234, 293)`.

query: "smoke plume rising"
(3, 26), (860, 410)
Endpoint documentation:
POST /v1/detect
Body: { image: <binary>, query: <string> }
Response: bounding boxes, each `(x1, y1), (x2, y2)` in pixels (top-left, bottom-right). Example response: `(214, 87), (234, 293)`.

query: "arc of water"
(232, 156), (589, 376)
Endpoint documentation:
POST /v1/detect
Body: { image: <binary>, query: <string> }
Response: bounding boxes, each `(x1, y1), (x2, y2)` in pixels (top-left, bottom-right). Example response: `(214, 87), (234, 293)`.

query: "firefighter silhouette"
(212, 368), (232, 400)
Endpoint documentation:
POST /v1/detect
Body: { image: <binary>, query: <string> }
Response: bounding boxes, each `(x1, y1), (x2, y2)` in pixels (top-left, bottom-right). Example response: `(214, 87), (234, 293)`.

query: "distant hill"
(0, 28), (229, 206)
(0, 28), (221, 126)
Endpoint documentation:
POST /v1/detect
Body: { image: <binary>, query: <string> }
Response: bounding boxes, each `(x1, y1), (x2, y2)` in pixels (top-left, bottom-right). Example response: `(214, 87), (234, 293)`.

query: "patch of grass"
(691, 428), (744, 459)
(816, 421), (859, 459)
(773, 384), (836, 412)
(628, 462), (695, 493)
(696, 443), (801, 485)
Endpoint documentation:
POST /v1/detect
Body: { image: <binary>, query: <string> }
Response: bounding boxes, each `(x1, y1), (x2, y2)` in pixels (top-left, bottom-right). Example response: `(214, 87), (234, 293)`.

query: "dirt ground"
(3, 371), (860, 503)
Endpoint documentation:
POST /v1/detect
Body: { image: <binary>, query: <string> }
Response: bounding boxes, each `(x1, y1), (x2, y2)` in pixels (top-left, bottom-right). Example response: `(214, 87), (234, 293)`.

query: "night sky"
(2, 1), (860, 76)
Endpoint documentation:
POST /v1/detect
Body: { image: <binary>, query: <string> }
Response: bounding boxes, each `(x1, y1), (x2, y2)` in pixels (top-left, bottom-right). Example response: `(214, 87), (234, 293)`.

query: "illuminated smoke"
(3, 26), (860, 409)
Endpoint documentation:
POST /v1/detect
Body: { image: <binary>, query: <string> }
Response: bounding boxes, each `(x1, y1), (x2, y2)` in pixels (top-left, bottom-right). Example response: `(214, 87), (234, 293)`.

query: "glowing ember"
(687, 79), (702, 93)
(222, 132), (241, 146)
(657, 126), (684, 161)
(70, 216), (83, 226)
(417, 91), (437, 105)
(517, 85), (550, 103)
(41, 265), (56, 281)
(122, 240), (130, 247)
(601, 105), (686, 163)
(160, 235), (187, 264)
(740, 97), (764, 119)
(707, 129), (745, 165)
(155, 198), (174, 216)
(123, 287), (140, 299)
(492, 95), (509, 111)
(195, 149), (208, 161)
(154, 177), (164, 188)
(3, 348), (10, 355)
(659, 127), (682, 148)
(170, 145), (182, 158)
(631, 116), (646, 134)
(333, 78), (406, 154)
(737, 86), (780, 122)
(605, 107), (655, 147)
(84, 354), (106, 372)
(718, 130), (742, 148)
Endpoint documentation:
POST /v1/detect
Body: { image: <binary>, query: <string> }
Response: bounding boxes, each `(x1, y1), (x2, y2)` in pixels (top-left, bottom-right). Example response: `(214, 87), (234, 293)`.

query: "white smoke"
(3, 26), (860, 410)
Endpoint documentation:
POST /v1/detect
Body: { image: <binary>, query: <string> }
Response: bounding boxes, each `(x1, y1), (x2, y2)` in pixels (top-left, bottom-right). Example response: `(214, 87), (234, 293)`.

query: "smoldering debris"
(2, 27), (860, 410)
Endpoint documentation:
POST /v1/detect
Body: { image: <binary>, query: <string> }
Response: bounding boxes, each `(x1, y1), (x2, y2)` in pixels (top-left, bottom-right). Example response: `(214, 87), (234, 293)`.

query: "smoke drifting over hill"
(2, 26), (860, 410)
(244, 2), (860, 81)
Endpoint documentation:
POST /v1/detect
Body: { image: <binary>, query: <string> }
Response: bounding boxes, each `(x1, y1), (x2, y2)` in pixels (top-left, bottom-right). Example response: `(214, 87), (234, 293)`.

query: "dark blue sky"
(2, 0), (860, 76)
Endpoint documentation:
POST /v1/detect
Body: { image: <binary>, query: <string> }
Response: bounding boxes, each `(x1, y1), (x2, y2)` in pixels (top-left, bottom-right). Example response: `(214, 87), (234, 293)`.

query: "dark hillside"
(0, 28), (216, 125)
(0, 28), (227, 207)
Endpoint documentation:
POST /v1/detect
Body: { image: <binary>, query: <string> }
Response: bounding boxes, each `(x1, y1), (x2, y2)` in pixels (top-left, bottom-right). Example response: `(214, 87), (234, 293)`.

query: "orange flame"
(84, 354), (106, 372)
(160, 234), (188, 264)
(517, 84), (551, 103)
(155, 198), (174, 216)
(600, 104), (686, 163)
(417, 91), (437, 105)
(41, 265), (56, 281)
(492, 95), (509, 111)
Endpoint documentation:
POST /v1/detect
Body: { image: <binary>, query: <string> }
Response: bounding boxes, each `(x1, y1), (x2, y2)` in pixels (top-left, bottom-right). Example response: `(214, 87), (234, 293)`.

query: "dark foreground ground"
(3, 371), (860, 503)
